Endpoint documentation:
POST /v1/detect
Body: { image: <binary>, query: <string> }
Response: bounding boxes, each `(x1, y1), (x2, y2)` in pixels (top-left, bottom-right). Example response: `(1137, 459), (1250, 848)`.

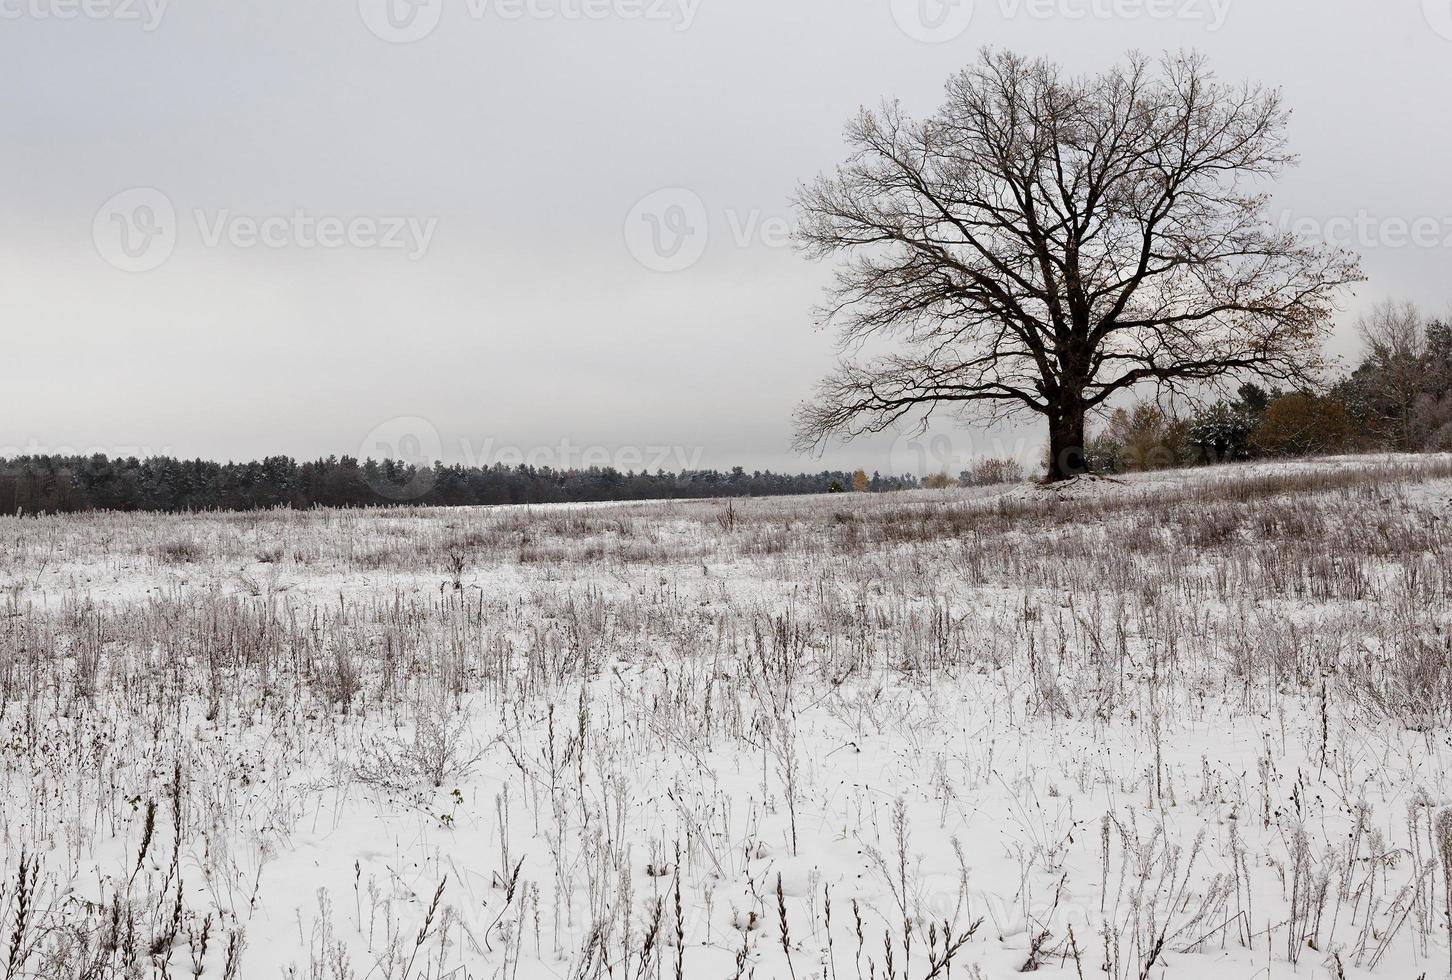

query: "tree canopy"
(794, 49), (1362, 480)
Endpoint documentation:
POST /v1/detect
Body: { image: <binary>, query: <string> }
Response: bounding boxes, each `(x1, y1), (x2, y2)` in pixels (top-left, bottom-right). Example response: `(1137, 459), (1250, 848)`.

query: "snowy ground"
(2, 454), (1452, 979)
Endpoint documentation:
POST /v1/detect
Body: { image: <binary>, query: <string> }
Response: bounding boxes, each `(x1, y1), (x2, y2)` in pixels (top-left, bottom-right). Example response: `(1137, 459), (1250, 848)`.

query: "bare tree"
(792, 50), (1362, 481)
(1355, 300), (1427, 451)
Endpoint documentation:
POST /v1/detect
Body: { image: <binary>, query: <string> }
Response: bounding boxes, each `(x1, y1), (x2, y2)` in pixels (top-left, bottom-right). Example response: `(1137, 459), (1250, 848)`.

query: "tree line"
(0, 454), (920, 516)
(1082, 301), (1452, 473)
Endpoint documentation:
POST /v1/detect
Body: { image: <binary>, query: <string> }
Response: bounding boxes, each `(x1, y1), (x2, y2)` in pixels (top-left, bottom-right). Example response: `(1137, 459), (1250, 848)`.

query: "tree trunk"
(1046, 400), (1089, 482)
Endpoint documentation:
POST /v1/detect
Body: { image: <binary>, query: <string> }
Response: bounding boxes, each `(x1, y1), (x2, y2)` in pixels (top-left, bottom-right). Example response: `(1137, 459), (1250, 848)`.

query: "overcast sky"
(3, 0), (1450, 476)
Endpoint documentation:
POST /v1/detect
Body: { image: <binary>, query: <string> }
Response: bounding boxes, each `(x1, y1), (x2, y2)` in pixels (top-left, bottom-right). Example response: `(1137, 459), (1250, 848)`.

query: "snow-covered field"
(3, 454), (1452, 980)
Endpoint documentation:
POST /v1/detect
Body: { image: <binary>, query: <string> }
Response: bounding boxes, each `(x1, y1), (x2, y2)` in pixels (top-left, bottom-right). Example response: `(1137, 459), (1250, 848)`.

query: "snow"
(1, 453), (1451, 980)
(999, 473), (1134, 503)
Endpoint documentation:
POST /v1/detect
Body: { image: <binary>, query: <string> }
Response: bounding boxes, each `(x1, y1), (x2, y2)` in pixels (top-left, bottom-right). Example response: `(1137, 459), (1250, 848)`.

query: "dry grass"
(0, 454), (1449, 977)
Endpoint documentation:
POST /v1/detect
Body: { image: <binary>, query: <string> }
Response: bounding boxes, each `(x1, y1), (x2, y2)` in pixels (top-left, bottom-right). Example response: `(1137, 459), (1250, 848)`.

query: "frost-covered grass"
(2, 454), (1452, 979)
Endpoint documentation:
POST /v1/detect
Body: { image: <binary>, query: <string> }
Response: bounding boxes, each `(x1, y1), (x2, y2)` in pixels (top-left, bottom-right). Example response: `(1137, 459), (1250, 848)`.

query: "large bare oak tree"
(793, 50), (1362, 481)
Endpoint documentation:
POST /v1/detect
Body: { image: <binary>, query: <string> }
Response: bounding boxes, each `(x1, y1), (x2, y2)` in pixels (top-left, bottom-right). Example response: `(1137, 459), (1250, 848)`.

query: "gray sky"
(3, 0), (1451, 477)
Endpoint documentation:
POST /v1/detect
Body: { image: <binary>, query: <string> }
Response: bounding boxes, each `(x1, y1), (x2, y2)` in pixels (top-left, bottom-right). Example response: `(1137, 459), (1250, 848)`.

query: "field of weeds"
(2, 454), (1452, 979)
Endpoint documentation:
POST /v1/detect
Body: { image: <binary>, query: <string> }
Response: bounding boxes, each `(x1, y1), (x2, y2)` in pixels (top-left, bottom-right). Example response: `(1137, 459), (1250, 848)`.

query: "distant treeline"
(0, 454), (919, 516)
(1083, 301), (1452, 473)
